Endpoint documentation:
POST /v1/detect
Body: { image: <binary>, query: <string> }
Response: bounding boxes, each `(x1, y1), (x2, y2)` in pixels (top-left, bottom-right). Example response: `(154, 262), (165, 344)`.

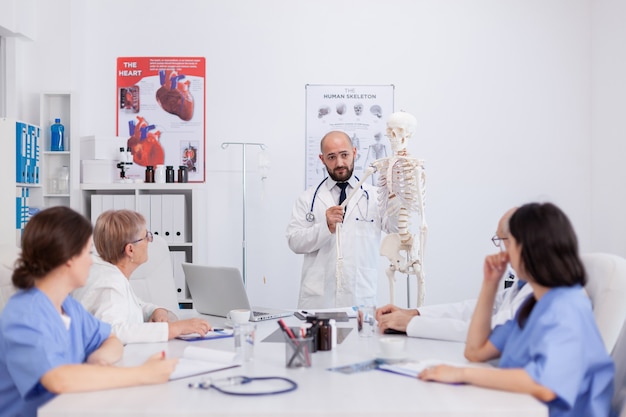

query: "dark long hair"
(12, 206), (92, 289)
(510, 202), (586, 326)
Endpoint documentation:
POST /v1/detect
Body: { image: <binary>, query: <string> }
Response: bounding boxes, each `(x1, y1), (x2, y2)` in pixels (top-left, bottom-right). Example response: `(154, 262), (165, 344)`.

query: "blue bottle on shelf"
(50, 118), (65, 151)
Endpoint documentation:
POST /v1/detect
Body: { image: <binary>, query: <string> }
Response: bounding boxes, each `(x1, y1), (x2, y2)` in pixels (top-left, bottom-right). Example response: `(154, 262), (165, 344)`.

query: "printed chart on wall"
(304, 84), (394, 189)
(116, 57), (205, 182)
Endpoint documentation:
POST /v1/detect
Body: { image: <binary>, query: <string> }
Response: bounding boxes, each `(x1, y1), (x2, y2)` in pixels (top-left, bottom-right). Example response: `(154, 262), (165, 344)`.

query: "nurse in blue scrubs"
(419, 202), (614, 417)
(0, 207), (178, 417)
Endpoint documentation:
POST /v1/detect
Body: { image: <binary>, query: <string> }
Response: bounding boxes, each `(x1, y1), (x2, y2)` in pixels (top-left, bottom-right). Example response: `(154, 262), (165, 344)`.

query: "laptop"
(182, 263), (293, 322)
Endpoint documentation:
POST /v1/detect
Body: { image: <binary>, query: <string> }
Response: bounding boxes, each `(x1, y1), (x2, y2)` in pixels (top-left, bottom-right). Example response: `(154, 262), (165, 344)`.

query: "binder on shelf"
(26, 124), (35, 184)
(169, 194), (186, 243)
(15, 188), (21, 229)
(171, 250), (188, 300)
(16, 122), (27, 183)
(113, 194), (134, 210)
(90, 195), (103, 225)
(13, 121), (41, 185)
(101, 194), (114, 213)
(137, 195), (151, 230)
(24, 125), (31, 183)
(161, 194), (186, 243)
(150, 195), (162, 237)
(33, 126), (41, 184)
(21, 188), (29, 228)
(15, 188), (29, 231)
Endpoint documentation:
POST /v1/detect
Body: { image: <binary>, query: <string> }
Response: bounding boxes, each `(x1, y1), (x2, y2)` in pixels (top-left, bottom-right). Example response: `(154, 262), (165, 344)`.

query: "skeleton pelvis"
(380, 233), (414, 266)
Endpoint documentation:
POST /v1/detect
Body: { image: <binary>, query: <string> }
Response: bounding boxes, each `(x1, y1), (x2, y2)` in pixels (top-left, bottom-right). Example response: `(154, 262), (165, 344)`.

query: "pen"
(278, 319), (297, 340)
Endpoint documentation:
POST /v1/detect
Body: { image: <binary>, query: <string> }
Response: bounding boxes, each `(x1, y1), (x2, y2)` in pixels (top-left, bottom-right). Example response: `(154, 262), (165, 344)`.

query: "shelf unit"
(39, 92), (78, 209)
(0, 118), (42, 246)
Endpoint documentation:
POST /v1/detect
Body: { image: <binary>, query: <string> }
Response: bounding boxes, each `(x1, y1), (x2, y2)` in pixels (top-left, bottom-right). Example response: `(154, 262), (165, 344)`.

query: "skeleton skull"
(386, 111), (417, 154)
(354, 103), (363, 116)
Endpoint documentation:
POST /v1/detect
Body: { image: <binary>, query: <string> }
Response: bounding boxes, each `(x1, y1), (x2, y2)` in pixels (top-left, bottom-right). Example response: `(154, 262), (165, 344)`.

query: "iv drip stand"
(221, 142), (266, 288)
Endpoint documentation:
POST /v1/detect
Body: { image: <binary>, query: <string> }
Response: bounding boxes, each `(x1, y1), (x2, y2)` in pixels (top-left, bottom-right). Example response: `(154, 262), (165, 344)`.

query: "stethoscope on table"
(188, 375), (298, 396)
(305, 177), (372, 223)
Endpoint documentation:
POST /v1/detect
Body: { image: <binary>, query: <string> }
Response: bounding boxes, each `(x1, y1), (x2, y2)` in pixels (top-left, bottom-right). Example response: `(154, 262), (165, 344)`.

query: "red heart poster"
(116, 57), (205, 182)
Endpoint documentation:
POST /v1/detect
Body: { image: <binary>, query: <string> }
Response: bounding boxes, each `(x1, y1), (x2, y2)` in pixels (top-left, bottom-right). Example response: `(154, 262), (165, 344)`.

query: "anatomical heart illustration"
(126, 116), (165, 167)
(156, 70), (194, 121)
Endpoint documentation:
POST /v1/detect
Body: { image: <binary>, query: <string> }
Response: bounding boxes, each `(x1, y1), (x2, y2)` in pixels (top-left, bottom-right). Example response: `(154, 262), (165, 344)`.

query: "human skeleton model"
(337, 111), (428, 306)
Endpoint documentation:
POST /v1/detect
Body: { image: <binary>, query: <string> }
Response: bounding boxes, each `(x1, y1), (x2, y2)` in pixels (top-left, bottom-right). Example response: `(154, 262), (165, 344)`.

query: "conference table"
(39, 313), (548, 417)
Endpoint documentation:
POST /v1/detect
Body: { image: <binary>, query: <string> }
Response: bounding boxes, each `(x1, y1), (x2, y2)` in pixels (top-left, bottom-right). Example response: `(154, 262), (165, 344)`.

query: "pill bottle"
(177, 165), (188, 183)
(145, 165), (155, 183)
(165, 165), (175, 183)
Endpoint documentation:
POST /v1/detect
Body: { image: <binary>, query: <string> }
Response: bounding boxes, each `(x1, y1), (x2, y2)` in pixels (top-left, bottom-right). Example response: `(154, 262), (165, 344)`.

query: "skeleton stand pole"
(221, 142), (266, 288)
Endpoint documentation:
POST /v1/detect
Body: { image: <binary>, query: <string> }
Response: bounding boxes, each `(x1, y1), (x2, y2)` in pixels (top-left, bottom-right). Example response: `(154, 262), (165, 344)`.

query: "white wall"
(591, 0), (626, 257)
(0, 0), (36, 39)
(12, 0), (605, 309)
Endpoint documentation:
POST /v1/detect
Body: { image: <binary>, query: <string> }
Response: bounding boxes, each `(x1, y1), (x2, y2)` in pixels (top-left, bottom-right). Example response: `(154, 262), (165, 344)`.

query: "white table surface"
(39, 313), (548, 417)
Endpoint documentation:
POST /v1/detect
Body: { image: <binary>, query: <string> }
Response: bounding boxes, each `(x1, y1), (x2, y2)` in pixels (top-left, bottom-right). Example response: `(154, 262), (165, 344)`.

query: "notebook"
(182, 263), (293, 322)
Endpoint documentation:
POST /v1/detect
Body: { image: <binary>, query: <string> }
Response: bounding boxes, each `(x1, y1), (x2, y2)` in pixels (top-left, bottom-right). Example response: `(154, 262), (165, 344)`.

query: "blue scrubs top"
(490, 285), (614, 417)
(0, 288), (111, 417)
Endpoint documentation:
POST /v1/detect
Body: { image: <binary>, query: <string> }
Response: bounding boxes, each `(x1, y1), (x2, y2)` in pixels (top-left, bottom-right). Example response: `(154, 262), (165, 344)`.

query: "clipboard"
(176, 329), (234, 342)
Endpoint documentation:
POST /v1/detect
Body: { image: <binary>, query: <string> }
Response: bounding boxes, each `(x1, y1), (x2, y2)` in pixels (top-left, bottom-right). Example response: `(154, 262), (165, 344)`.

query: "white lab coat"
(406, 275), (533, 342)
(72, 256), (169, 344)
(287, 176), (390, 309)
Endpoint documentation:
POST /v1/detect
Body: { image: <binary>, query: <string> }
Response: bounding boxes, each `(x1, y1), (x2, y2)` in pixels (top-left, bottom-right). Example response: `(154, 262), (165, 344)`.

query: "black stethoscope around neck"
(306, 176), (370, 222)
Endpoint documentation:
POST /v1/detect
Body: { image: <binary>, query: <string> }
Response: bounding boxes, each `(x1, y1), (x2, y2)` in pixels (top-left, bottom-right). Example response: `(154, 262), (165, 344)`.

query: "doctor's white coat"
(287, 176), (392, 309)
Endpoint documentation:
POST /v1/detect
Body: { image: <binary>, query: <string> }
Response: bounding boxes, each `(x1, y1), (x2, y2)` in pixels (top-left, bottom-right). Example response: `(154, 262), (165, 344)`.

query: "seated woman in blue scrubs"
(419, 202), (614, 417)
(0, 207), (178, 417)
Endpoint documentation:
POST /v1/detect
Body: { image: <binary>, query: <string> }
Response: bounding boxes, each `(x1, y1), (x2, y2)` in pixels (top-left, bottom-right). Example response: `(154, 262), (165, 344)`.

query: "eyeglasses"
(491, 235), (509, 249)
(129, 230), (153, 245)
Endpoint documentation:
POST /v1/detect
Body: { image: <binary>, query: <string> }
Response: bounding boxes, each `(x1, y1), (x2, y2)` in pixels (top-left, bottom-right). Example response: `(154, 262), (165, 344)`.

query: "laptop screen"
(182, 263), (251, 317)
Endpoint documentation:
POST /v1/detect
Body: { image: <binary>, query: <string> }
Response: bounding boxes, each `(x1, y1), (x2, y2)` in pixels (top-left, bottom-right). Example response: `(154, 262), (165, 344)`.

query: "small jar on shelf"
(57, 166), (70, 194)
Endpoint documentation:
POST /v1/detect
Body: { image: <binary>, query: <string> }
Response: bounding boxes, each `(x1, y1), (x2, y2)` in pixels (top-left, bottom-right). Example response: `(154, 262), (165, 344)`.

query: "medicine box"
(81, 160), (117, 184)
(80, 135), (127, 160)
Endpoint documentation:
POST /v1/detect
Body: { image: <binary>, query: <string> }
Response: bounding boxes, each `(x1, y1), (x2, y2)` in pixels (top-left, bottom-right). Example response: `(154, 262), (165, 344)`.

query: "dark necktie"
(337, 182), (348, 205)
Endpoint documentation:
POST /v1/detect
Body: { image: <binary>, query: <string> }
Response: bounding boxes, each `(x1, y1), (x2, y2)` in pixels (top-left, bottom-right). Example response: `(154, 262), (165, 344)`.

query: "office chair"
(581, 253), (626, 354)
(129, 234), (180, 313)
(611, 318), (626, 417)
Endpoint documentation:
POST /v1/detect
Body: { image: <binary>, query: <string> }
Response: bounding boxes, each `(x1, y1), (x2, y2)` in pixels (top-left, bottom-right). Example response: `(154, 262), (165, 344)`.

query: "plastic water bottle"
(50, 118), (65, 151)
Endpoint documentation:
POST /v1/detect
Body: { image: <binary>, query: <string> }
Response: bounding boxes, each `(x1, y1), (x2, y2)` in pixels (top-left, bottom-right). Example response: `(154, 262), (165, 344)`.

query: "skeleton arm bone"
(339, 165), (378, 210)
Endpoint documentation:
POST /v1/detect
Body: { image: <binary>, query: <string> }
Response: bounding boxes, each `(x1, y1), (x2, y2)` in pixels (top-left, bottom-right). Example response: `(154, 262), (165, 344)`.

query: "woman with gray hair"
(73, 209), (212, 343)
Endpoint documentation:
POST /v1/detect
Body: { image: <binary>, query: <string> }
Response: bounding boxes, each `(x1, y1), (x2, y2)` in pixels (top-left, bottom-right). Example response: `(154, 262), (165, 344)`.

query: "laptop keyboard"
(252, 310), (268, 317)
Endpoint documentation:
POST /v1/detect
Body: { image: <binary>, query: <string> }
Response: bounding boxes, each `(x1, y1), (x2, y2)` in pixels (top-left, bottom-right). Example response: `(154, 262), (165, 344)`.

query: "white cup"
(379, 337), (406, 359)
(228, 309), (251, 324)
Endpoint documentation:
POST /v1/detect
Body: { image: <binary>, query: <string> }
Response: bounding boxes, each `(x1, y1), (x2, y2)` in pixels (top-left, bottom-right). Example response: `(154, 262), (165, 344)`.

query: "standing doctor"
(286, 130), (393, 309)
